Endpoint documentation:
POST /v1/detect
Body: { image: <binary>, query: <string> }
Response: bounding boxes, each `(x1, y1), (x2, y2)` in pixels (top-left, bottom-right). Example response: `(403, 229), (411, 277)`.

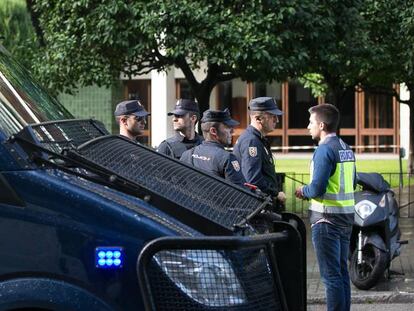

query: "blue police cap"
(168, 99), (199, 116)
(248, 97), (283, 115)
(201, 108), (239, 127)
(114, 100), (150, 117)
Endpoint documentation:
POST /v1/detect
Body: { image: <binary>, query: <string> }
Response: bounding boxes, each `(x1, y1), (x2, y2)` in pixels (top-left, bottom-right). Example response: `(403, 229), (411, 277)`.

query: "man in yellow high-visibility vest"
(295, 104), (356, 311)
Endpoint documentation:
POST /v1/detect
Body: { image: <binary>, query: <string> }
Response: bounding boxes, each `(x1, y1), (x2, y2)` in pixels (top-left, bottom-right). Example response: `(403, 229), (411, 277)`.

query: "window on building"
(364, 91), (393, 129)
(362, 135), (393, 153)
(254, 82), (283, 129)
(341, 136), (355, 148)
(288, 81), (318, 129)
(216, 79), (248, 129)
(217, 81), (233, 109)
(176, 79), (195, 100)
(124, 80), (151, 145)
(325, 88), (355, 128)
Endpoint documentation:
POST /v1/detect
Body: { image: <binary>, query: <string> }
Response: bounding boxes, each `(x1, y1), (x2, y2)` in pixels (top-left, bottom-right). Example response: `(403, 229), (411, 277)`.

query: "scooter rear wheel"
(349, 244), (388, 290)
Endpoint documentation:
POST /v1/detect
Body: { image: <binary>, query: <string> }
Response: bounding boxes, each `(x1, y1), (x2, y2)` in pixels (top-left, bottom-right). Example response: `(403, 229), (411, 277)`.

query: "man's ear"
(209, 126), (217, 136)
(120, 116), (128, 125)
(319, 122), (326, 130)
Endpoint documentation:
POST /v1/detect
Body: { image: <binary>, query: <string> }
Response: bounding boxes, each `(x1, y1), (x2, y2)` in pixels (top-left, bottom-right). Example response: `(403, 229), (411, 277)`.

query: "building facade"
(58, 68), (409, 156)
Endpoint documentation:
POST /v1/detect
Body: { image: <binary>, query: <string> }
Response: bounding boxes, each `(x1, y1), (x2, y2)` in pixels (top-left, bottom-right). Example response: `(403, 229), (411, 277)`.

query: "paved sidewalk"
(306, 217), (414, 305)
(393, 185), (414, 218)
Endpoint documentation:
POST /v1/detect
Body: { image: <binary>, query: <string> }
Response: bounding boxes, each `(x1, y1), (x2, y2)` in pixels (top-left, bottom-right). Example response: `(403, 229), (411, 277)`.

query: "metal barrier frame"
(137, 215), (306, 311)
(11, 121), (272, 235)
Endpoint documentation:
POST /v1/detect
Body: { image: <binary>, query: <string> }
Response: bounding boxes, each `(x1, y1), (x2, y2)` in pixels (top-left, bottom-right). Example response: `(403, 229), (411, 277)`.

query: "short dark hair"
(308, 104), (340, 132)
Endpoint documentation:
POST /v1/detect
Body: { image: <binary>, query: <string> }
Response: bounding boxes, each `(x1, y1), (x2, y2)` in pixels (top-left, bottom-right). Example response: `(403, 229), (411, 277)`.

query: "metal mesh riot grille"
(76, 136), (265, 231)
(148, 247), (281, 310)
(28, 119), (108, 153)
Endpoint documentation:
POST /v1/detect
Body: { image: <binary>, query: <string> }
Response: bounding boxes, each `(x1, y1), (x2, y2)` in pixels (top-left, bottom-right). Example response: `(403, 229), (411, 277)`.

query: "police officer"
(157, 99), (203, 159)
(233, 97), (286, 206)
(295, 104), (355, 311)
(180, 109), (245, 186)
(114, 99), (150, 141)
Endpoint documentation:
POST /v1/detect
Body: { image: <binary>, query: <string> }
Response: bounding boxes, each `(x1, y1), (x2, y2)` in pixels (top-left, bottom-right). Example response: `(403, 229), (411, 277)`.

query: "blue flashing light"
(95, 247), (124, 269)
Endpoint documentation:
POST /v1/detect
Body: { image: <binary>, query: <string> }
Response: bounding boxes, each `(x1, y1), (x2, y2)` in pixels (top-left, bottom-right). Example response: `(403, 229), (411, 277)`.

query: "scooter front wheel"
(349, 244), (388, 290)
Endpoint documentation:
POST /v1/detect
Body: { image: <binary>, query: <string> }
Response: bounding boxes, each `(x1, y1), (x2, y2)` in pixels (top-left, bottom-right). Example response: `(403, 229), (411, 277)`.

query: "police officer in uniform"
(157, 98), (203, 159)
(180, 109), (245, 186)
(295, 104), (355, 311)
(114, 99), (150, 141)
(233, 97), (286, 207)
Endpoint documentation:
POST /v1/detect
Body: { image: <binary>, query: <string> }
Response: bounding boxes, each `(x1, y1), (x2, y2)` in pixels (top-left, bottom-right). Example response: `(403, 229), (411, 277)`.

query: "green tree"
(300, 0), (378, 110)
(29, 0), (323, 111)
(298, 1), (414, 172)
(360, 0), (414, 173)
(0, 0), (39, 70)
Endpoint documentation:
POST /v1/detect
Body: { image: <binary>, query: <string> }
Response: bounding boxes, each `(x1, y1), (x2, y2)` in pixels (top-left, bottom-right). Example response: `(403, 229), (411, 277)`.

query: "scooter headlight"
(154, 249), (246, 307)
(355, 200), (377, 219)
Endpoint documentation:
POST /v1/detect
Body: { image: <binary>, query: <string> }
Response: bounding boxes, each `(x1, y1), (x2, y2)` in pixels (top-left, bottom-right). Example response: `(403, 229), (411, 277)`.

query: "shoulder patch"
(249, 146), (257, 157)
(231, 160), (241, 171)
(339, 150), (355, 162)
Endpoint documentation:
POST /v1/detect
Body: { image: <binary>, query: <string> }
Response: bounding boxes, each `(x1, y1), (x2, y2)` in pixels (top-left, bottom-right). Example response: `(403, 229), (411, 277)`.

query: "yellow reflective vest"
(308, 136), (355, 226)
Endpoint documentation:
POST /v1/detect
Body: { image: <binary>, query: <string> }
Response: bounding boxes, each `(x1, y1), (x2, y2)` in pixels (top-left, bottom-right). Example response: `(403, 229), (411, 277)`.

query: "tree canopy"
(30, 0), (332, 110)
(9, 0), (414, 171)
(361, 0), (414, 172)
(0, 0), (39, 70)
(300, 0), (381, 108)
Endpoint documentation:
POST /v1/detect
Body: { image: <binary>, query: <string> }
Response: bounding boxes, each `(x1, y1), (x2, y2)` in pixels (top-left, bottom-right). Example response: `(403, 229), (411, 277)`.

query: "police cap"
(201, 108), (239, 127)
(168, 99), (199, 116)
(114, 100), (150, 117)
(248, 97), (283, 115)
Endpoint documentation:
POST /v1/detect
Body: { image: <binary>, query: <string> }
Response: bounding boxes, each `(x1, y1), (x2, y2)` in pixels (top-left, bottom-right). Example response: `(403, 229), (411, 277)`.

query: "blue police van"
(0, 45), (306, 311)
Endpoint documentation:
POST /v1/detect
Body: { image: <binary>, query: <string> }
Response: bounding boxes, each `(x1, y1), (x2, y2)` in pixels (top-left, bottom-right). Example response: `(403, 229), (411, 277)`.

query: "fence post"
(400, 147), (405, 188)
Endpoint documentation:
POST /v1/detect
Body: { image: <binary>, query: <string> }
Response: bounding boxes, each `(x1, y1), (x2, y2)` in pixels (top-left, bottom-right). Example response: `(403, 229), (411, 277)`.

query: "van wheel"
(349, 244), (388, 290)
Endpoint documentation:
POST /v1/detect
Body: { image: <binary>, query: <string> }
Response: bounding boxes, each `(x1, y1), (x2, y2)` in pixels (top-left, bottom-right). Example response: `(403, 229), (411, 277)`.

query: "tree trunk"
(26, 0), (45, 46)
(177, 59), (217, 117)
(195, 90), (211, 116)
(326, 83), (347, 134)
(193, 83), (216, 132)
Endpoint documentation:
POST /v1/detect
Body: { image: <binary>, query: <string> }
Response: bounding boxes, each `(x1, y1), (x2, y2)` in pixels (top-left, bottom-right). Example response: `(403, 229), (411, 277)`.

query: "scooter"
(349, 172), (408, 290)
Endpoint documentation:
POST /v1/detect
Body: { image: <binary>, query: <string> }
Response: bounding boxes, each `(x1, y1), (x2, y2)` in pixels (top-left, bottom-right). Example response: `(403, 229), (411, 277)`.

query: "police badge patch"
(231, 160), (240, 171)
(248, 147), (257, 157)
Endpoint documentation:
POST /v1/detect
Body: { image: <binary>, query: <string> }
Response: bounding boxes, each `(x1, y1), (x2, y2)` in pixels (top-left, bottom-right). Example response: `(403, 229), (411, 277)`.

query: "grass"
(277, 159), (409, 174)
(276, 159), (414, 213)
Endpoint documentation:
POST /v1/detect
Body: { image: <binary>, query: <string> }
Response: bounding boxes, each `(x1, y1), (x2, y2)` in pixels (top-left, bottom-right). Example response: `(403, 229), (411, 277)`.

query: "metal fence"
(137, 215), (307, 311)
(282, 172), (414, 218)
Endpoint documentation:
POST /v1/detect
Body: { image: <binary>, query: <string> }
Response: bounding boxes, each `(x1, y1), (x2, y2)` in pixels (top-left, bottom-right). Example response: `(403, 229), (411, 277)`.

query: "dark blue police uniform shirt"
(233, 125), (279, 196)
(180, 140), (245, 186)
(157, 132), (203, 160)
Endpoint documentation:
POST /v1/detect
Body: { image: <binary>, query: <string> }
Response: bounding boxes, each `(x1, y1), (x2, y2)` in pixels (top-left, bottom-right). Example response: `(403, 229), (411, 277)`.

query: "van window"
(0, 46), (72, 137)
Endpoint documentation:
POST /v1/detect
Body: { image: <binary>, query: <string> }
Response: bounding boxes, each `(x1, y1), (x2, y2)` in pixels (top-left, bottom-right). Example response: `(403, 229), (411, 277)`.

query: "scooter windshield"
(0, 45), (72, 138)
